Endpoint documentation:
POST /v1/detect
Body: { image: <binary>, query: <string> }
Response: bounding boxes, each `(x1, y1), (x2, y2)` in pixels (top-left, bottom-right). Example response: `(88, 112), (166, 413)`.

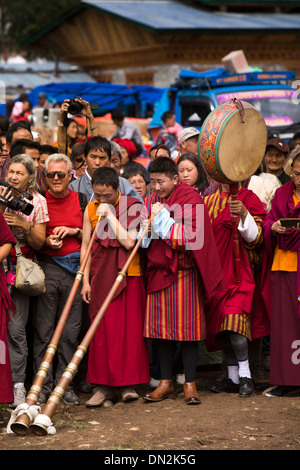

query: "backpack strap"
(78, 191), (88, 217)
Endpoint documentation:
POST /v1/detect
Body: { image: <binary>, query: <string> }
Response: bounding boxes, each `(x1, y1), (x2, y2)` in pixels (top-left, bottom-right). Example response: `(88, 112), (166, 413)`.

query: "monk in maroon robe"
(80, 167), (149, 407)
(263, 153), (300, 397)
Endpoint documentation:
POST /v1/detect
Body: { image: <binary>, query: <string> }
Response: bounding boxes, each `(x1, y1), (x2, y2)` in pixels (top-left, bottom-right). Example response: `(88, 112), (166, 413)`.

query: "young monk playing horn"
(80, 166), (149, 406)
(139, 157), (224, 405)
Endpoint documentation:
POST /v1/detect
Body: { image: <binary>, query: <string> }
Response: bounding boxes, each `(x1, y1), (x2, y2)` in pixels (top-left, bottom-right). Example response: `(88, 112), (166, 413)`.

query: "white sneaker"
(10, 383), (26, 408)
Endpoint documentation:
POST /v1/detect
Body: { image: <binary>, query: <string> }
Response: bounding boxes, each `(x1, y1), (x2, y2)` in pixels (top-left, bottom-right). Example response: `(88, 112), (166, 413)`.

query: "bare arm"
(99, 203), (136, 250)
(57, 100), (69, 154)
(76, 98), (99, 137)
(0, 243), (13, 263)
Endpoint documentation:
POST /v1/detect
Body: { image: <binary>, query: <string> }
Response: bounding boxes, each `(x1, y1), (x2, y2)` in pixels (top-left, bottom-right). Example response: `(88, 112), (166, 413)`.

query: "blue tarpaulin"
(28, 82), (167, 116)
(148, 88), (171, 129)
(178, 68), (228, 80)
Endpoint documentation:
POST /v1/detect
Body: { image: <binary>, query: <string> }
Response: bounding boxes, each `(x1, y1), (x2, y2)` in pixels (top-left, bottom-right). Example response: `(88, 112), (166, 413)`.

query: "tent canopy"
(28, 82), (166, 117)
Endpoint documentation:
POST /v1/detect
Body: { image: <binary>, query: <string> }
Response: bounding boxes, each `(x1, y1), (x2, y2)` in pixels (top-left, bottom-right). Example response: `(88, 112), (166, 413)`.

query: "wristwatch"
(75, 227), (81, 237)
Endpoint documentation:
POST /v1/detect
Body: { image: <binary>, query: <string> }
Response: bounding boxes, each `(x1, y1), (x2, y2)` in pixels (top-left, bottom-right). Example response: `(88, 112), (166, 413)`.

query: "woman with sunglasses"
(0, 154), (49, 408)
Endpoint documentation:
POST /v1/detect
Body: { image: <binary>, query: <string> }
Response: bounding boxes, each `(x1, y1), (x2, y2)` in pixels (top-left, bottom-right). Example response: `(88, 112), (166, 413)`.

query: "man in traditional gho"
(204, 183), (268, 398)
(81, 167), (149, 406)
(262, 153), (300, 397)
(140, 157), (224, 405)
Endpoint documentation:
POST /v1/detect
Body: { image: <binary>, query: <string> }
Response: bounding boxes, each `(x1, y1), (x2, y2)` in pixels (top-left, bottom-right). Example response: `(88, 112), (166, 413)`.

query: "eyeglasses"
(75, 157), (85, 163)
(46, 171), (67, 179)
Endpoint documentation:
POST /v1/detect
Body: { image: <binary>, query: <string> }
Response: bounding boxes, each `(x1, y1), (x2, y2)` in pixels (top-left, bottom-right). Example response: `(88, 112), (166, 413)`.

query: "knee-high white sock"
(227, 365), (239, 384)
(238, 359), (251, 379)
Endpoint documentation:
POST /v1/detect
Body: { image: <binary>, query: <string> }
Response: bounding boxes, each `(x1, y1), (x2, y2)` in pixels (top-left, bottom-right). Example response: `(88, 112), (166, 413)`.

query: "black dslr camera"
(68, 97), (83, 115)
(0, 180), (34, 215)
(67, 97), (99, 116)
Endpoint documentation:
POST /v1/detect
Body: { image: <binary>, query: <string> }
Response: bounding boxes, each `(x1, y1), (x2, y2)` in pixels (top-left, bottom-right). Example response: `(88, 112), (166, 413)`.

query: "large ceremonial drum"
(198, 99), (267, 184)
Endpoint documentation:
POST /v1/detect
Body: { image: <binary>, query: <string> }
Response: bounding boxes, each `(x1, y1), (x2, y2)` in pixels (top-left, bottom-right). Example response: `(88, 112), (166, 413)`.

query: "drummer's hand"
(271, 220), (286, 236)
(151, 202), (163, 218)
(229, 199), (248, 222)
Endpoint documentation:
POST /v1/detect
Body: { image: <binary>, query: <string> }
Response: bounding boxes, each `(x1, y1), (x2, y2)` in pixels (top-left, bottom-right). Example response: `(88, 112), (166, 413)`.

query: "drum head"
(218, 107), (267, 182)
(198, 101), (267, 184)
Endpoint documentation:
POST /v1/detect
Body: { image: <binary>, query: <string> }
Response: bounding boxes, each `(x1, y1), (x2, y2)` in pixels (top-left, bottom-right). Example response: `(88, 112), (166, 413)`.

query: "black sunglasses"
(46, 171), (67, 179)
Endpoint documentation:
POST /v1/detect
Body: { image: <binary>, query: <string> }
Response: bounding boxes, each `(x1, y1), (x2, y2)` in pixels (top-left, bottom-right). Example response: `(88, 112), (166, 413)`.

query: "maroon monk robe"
(143, 183), (225, 300)
(0, 212), (16, 403)
(263, 180), (300, 386)
(86, 195), (149, 387)
(204, 188), (269, 351)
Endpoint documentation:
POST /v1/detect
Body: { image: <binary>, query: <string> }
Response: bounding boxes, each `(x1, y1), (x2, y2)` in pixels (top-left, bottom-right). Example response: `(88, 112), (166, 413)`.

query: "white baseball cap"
(178, 127), (200, 144)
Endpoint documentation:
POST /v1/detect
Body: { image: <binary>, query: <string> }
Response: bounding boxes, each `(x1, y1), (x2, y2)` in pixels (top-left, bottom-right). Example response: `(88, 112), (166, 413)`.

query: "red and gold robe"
(142, 183), (224, 342)
(204, 188), (269, 350)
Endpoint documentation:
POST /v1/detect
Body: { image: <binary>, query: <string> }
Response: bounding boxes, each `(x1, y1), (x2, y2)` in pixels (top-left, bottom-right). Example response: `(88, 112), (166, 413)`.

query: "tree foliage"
(0, 0), (80, 57)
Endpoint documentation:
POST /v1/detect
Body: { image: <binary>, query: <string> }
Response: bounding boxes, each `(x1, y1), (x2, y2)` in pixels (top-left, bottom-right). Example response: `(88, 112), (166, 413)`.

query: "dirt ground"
(0, 367), (299, 453)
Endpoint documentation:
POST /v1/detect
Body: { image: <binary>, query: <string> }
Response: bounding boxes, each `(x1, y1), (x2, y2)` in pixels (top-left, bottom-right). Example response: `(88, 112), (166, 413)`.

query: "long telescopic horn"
(30, 217), (152, 436)
(9, 214), (103, 435)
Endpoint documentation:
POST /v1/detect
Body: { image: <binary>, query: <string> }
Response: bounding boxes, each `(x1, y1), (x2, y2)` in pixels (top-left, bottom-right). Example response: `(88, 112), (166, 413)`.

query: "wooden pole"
(229, 183), (240, 284)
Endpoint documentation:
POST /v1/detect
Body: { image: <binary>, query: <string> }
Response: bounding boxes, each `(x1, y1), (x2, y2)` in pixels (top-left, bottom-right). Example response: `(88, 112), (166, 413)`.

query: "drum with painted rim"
(198, 99), (267, 184)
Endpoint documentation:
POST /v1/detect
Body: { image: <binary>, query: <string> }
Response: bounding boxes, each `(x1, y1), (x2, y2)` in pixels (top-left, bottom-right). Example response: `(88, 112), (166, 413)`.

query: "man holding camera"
(56, 98), (99, 156)
(56, 98), (142, 203)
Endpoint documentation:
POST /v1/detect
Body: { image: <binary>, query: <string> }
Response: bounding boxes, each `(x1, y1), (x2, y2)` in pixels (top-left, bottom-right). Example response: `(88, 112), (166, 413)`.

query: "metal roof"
(20, 0), (300, 49)
(82, 0), (300, 31)
(0, 60), (96, 93)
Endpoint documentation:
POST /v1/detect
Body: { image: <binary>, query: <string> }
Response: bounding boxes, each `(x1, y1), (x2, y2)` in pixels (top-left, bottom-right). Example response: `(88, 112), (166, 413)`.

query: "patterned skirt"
(144, 266), (205, 342)
(219, 313), (251, 340)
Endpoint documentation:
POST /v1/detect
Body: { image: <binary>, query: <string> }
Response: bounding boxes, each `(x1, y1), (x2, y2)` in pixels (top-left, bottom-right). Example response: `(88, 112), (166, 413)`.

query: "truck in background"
(159, 67), (300, 143)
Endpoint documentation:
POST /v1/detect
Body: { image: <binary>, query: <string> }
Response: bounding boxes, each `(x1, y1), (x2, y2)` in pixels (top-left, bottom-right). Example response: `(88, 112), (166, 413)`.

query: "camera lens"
(68, 99), (83, 115)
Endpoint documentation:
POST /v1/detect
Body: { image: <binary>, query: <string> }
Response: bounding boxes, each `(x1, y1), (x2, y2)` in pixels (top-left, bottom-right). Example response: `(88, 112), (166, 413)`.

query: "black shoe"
(239, 377), (254, 397)
(209, 378), (239, 394)
(264, 385), (300, 397)
(62, 389), (81, 405)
